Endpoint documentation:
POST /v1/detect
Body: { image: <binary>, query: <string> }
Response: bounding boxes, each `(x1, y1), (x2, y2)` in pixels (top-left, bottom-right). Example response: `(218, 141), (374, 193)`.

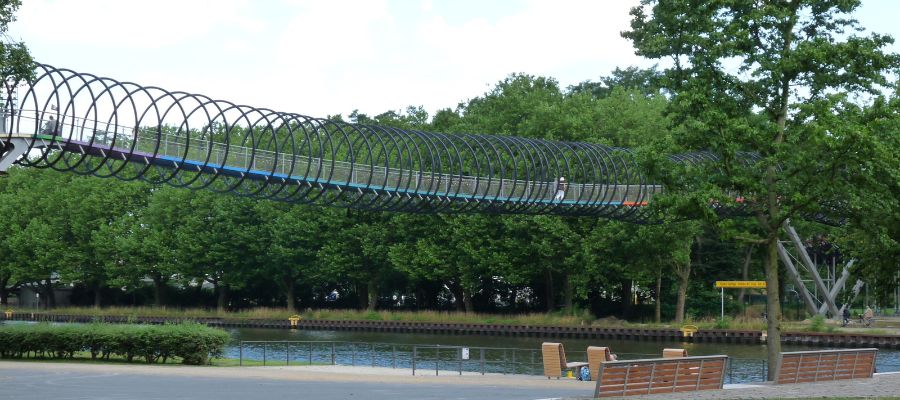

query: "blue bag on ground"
(580, 366), (591, 381)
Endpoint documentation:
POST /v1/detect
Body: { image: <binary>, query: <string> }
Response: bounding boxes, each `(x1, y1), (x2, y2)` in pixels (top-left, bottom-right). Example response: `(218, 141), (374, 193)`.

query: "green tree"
(175, 191), (265, 312)
(569, 66), (664, 99)
(624, 0), (900, 378)
(0, 0), (34, 81)
(0, 168), (73, 307)
(59, 176), (148, 307)
(94, 185), (186, 307)
(390, 214), (506, 312)
(318, 210), (398, 311)
(260, 202), (337, 311)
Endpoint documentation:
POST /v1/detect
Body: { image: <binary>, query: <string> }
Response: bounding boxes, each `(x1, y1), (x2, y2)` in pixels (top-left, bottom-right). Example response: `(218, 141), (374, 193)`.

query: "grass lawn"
(0, 351), (329, 367)
(5, 306), (897, 334)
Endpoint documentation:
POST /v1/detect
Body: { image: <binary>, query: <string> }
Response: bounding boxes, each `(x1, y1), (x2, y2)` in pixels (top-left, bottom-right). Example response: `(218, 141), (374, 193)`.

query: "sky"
(9, 0), (900, 119)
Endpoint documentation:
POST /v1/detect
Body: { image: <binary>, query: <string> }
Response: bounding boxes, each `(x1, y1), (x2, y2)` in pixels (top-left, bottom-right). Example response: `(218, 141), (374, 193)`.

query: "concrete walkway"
(2, 361), (899, 399)
(0, 361), (594, 400)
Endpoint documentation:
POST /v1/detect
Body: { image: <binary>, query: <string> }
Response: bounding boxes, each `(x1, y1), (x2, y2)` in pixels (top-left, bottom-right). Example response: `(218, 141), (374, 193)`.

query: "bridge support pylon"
(778, 219), (855, 318)
(0, 136), (34, 172)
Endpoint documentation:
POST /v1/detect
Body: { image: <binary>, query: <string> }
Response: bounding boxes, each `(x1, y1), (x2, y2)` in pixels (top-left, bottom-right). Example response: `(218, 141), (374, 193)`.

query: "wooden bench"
(542, 342), (588, 379)
(662, 348), (688, 358)
(593, 355), (728, 398)
(776, 348), (878, 384)
(587, 346), (617, 381)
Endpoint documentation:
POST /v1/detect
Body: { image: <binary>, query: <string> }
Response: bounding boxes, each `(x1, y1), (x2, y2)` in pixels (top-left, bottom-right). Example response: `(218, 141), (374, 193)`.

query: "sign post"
(721, 287), (724, 319)
(715, 281), (767, 320)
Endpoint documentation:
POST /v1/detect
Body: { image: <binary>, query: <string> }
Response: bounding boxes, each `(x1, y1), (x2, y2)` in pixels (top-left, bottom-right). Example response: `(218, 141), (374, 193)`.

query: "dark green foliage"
(0, 323), (229, 365)
(0, 0), (35, 81)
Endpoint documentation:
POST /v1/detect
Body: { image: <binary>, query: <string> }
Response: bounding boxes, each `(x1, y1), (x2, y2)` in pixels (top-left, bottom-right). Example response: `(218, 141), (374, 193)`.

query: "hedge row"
(0, 323), (230, 365)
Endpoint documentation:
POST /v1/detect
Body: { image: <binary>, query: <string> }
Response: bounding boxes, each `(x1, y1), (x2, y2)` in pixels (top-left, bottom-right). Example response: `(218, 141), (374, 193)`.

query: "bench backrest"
(776, 348), (877, 385)
(587, 346), (614, 381)
(663, 348), (688, 358)
(593, 355), (728, 398)
(542, 342), (566, 378)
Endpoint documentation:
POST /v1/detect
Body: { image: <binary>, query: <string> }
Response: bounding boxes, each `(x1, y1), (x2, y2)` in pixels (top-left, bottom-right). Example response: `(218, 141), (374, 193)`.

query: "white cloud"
(10, 0), (649, 118)
(16, 0), (261, 49)
(417, 0), (640, 80)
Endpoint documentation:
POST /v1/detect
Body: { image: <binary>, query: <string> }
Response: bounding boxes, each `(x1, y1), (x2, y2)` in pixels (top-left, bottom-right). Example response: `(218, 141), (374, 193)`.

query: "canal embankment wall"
(4, 312), (898, 349)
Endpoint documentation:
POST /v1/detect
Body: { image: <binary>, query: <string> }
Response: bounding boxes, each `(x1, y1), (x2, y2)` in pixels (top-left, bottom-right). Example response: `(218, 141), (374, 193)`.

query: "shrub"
(0, 323), (229, 365)
(808, 315), (826, 332)
(713, 317), (731, 329)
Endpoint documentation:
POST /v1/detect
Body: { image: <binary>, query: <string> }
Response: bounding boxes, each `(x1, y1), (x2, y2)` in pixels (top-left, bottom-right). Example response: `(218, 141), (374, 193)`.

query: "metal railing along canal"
(235, 341), (771, 382)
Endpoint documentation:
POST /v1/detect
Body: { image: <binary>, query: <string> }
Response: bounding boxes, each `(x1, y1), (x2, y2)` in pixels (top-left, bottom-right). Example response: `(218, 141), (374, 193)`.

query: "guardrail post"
(308, 343), (312, 365)
(436, 345), (439, 376)
(263, 343), (267, 366)
(286, 342), (290, 366)
(352, 343), (356, 366)
(531, 350), (535, 375)
(511, 350), (516, 375)
(239, 342), (243, 366)
(392, 345), (396, 369)
(371, 343), (375, 367)
(458, 348), (462, 376)
(331, 342), (336, 365)
(480, 348), (485, 375)
(412, 346), (417, 376)
(503, 349), (507, 374)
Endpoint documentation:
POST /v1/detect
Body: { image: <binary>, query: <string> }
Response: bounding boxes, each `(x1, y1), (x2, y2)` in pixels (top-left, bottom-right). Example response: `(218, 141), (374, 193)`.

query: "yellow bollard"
(288, 315), (301, 329)
(680, 325), (699, 337)
(566, 370), (574, 378)
(4, 309), (12, 319)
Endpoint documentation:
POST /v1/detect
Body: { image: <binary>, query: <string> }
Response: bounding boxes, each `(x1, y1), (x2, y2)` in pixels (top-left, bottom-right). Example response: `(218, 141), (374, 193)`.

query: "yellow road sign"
(715, 281), (767, 288)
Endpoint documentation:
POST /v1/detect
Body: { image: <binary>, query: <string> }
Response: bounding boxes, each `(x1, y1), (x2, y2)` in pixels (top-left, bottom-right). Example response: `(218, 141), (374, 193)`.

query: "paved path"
(0, 362), (593, 400)
(2, 362), (900, 399)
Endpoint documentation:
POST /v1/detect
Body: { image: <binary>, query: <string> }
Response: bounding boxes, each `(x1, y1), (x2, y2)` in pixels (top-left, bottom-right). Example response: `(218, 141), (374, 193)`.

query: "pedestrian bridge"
(0, 64), (737, 221)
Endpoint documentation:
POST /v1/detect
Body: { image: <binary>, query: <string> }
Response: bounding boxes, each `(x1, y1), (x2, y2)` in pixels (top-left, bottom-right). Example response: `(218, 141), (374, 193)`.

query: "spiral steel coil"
(2, 64), (758, 222)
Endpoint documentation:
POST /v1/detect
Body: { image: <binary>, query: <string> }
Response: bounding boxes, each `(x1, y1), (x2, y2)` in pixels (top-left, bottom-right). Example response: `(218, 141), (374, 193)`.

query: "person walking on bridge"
(41, 115), (59, 135)
(554, 176), (567, 202)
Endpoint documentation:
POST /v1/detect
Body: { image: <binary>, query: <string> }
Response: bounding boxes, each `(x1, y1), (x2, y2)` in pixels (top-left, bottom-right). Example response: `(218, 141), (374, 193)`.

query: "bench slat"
(776, 349), (877, 385)
(595, 355), (727, 398)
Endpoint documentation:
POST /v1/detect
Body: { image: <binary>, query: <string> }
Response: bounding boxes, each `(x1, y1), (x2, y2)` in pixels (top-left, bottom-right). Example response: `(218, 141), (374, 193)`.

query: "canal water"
(228, 328), (900, 383)
(4, 320), (897, 384)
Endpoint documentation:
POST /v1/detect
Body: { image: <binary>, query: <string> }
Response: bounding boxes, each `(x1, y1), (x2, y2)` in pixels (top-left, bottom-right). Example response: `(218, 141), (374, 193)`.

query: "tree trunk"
(621, 279), (633, 319)
(415, 286), (427, 310)
(764, 236), (783, 381)
(0, 275), (9, 306)
(738, 245), (754, 305)
(216, 284), (228, 312)
(93, 283), (102, 308)
(655, 270), (662, 324)
(366, 280), (377, 311)
(544, 270), (555, 312)
(285, 278), (296, 312)
(462, 287), (474, 313)
(152, 275), (166, 307)
(194, 278), (204, 305)
(563, 272), (573, 314)
(356, 283), (368, 310)
(674, 266), (689, 324)
(448, 282), (465, 312)
(42, 279), (56, 309)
